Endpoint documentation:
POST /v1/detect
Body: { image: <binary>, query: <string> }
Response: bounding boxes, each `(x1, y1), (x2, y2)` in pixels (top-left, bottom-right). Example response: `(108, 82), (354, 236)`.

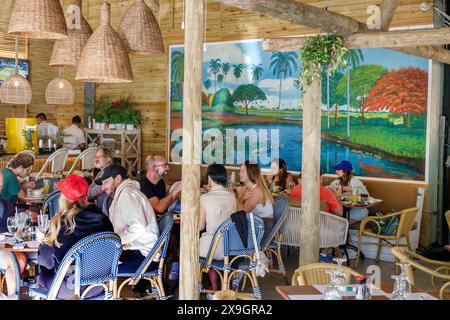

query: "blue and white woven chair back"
(223, 215), (265, 257)
(132, 213), (173, 279)
(43, 190), (61, 219)
(262, 196), (289, 249)
(46, 232), (122, 300)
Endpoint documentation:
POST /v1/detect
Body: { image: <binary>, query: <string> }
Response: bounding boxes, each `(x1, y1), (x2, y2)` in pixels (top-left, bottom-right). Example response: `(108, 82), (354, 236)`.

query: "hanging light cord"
(181, 0), (185, 29)
(204, 0), (207, 52)
(14, 37), (19, 71)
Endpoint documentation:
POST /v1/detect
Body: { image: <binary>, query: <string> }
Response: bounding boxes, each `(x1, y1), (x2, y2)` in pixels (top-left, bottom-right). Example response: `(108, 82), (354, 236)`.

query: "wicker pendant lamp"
(50, 0), (93, 67)
(0, 38), (32, 105)
(45, 68), (75, 104)
(8, 0), (68, 40)
(76, 2), (133, 83)
(118, 0), (165, 56)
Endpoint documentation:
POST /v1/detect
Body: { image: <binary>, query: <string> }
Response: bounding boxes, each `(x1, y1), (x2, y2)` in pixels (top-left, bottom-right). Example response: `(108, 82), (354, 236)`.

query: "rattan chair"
(391, 247), (450, 300)
(291, 262), (363, 286)
(261, 196), (290, 279)
(65, 147), (98, 176)
(31, 148), (69, 180)
(114, 213), (173, 300)
(198, 215), (265, 300)
(354, 207), (419, 268)
(42, 190), (61, 219)
(29, 232), (122, 300)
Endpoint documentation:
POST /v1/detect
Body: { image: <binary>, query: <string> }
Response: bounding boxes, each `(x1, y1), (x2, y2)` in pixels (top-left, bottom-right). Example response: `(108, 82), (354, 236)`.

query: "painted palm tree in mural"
(209, 58), (222, 93)
(204, 79), (212, 95)
(171, 50), (184, 101)
(251, 64), (264, 84)
(217, 74), (224, 89)
(342, 49), (364, 137)
(221, 62), (231, 88)
(293, 79), (302, 110)
(233, 64), (245, 85)
(270, 51), (298, 120)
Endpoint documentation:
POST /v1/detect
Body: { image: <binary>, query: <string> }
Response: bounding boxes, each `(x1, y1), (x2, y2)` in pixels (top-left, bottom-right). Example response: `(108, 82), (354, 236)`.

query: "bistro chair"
(291, 263), (362, 286)
(261, 196), (289, 280)
(391, 247), (450, 300)
(42, 190), (61, 219)
(65, 147), (98, 176)
(29, 232), (122, 300)
(354, 207), (418, 268)
(114, 212), (173, 300)
(198, 215), (265, 300)
(31, 148), (69, 180)
(320, 211), (349, 258)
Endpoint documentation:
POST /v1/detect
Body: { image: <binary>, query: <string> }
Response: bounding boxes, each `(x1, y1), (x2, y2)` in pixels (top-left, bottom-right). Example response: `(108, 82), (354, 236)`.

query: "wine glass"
(396, 262), (412, 297)
(322, 270), (342, 300)
(7, 216), (19, 241)
(37, 214), (49, 233)
(332, 258), (347, 292)
(390, 275), (408, 300)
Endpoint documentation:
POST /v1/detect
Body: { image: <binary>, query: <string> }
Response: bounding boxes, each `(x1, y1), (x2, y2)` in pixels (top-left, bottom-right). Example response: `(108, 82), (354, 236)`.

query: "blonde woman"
(36, 174), (113, 299)
(237, 161), (274, 231)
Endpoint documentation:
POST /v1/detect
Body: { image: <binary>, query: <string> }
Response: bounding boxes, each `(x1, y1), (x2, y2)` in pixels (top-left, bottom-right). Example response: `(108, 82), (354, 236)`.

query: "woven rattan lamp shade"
(45, 71), (75, 105)
(50, 0), (93, 67)
(118, 0), (165, 56)
(0, 70), (32, 104)
(76, 2), (133, 83)
(8, 0), (68, 40)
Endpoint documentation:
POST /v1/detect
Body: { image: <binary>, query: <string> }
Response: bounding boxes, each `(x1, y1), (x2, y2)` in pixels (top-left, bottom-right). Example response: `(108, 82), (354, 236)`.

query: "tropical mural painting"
(0, 57), (30, 85)
(168, 39), (429, 181)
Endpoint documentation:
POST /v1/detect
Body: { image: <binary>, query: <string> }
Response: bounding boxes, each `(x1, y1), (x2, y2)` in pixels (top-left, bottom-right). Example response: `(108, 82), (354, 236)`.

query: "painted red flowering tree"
(363, 67), (428, 129)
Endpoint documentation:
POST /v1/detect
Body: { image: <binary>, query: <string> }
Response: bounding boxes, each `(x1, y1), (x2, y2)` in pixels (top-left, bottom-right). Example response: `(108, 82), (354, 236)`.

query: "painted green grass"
(323, 125), (425, 159)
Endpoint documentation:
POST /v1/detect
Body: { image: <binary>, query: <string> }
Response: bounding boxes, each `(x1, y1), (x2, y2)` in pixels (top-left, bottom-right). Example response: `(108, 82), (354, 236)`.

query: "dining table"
(275, 283), (438, 300)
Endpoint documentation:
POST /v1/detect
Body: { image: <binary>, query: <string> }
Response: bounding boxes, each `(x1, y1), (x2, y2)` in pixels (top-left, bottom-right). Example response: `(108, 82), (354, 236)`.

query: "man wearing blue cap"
(328, 160), (370, 224)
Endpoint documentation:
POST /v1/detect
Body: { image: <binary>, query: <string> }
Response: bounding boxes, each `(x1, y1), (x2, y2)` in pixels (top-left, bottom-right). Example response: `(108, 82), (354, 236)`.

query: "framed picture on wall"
(0, 57), (30, 86)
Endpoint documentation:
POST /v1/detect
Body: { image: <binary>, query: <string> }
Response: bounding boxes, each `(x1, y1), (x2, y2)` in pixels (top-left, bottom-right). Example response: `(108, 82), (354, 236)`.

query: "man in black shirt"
(140, 155), (181, 215)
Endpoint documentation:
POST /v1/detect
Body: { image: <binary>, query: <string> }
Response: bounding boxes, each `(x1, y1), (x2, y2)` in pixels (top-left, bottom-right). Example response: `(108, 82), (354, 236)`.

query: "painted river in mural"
(217, 122), (424, 181)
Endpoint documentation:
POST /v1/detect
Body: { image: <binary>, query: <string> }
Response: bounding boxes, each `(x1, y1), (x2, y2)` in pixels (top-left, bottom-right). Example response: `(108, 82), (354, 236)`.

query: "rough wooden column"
(299, 79), (321, 266)
(179, 0), (204, 300)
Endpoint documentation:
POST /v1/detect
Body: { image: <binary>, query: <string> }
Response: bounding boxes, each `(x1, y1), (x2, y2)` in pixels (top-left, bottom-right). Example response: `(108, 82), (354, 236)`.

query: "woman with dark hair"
(237, 161), (274, 230)
(199, 164), (236, 295)
(267, 158), (295, 191)
(328, 160), (369, 223)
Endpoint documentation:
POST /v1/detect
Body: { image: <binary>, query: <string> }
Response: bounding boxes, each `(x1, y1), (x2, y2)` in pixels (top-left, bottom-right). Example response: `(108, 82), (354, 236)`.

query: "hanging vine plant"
(300, 34), (349, 86)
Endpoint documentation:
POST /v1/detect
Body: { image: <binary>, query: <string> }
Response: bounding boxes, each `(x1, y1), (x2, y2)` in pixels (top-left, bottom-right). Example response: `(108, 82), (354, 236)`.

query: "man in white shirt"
(36, 113), (59, 140)
(96, 164), (159, 296)
(63, 115), (87, 150)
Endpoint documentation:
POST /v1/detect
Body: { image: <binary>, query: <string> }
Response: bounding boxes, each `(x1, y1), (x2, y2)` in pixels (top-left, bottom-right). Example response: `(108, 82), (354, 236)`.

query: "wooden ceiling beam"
(263, 28), (450, 51)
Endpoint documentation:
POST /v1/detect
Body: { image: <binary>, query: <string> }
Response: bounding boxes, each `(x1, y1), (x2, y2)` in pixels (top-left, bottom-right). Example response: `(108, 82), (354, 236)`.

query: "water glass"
(396, 262), (412, 297)
(7, 216), (18, 238)
(43, 178), (51, 195)
(38, 214), (49, 233)
(333, 258), (347, 292)
(390, 275), (408, 300)
(322, 270), (342, 300)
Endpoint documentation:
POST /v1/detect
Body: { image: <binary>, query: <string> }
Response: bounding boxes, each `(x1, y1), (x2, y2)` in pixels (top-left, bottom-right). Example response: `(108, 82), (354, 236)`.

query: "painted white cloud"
(203, 44), (252, 66)
(258, 77), (300, 93)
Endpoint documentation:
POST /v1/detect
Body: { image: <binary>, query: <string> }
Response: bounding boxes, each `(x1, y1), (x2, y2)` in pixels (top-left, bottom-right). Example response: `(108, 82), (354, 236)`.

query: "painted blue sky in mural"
(170, 39), (429, 111)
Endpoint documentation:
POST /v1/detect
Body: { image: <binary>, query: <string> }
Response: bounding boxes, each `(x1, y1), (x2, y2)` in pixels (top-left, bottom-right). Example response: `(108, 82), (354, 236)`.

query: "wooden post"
(299, 78), (321, 266)
(179, 0), (204, 300)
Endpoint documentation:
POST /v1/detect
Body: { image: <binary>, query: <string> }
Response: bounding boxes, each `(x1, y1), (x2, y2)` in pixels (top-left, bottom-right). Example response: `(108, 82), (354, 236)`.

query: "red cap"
(57, 174), (89, 202)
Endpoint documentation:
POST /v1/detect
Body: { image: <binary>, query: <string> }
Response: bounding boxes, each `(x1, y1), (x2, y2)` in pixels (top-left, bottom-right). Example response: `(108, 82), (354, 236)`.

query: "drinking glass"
(322, 270), (342, 300)
(43, 178), (50, 195)
(333, 258), (347, 292)
(396, 262), (412, 297)
(38, 214), (49, 233)
(7, 216), (18, 239)
(390, 275), (408, 300)
(334, 183), (342, 196)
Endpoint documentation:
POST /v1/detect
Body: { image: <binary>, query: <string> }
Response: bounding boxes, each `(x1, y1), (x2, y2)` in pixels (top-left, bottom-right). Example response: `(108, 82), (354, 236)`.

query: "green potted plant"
(126, 110), (140, 130)
(301, 34), (348, 86)
(93, 95), (111, 130)
(21, 128), (35, 150)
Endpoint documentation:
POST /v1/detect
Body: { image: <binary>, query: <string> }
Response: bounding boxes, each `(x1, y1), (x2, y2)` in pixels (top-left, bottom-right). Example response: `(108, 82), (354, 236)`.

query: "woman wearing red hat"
(35, 174), (113, 299)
